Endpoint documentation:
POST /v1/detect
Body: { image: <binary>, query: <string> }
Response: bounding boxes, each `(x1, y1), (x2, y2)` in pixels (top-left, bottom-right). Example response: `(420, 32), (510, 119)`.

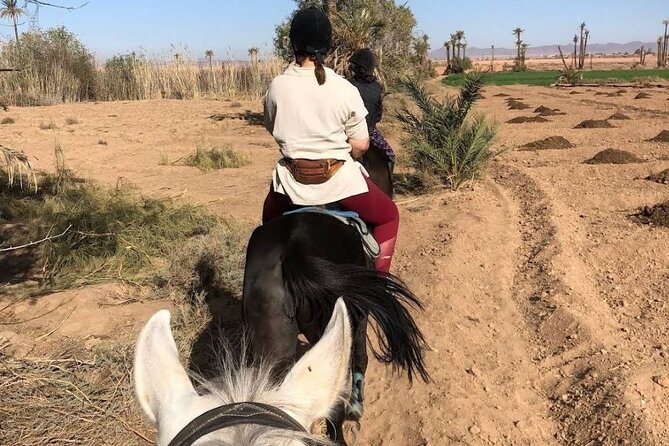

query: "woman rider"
(262, 7), (399, 273)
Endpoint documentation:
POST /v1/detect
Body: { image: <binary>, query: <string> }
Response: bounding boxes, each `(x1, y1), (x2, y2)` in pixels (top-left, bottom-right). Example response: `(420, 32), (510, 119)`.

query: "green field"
(441, 69), (669, 87)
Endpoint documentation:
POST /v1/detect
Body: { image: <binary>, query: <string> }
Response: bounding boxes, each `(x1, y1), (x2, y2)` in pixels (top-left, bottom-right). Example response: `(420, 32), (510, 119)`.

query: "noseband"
(167, 402), (307, 446)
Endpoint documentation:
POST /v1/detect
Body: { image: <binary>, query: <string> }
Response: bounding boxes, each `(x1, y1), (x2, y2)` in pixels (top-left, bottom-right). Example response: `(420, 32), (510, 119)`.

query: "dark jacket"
(348, 77), (383, 132)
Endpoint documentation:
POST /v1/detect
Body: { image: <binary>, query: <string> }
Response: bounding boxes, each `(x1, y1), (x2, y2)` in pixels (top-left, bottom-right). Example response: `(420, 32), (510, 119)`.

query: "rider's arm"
(349, 137), (370, 159)
(345, 87), (370, 160)
(263, 84), (276, 133)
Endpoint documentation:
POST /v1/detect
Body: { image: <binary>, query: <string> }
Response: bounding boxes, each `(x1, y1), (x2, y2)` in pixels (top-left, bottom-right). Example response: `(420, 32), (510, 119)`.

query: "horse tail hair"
(281, 246), (429, 383)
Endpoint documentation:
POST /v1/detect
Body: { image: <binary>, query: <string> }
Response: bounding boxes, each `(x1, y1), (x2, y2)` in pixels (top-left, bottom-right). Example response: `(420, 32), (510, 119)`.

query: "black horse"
(242, 143), (425, 443)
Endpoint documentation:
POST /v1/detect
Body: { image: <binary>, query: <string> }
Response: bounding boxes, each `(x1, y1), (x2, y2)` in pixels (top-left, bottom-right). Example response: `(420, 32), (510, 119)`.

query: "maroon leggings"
(262, 176), (399, 273)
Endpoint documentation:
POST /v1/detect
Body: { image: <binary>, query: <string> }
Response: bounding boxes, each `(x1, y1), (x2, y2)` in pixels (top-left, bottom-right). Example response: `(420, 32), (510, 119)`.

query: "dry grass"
(1, 117), (15, 124)
(39, 120), (58, 130)
(1, 144), (37, 192)
(65, 117), (80, 125)
(182, 145), (250, 172)
(98, 139), (108, 146)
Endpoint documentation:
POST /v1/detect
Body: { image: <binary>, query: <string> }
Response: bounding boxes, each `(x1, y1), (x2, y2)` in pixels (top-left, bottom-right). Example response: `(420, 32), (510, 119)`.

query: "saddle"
(283, 206), (380, 260)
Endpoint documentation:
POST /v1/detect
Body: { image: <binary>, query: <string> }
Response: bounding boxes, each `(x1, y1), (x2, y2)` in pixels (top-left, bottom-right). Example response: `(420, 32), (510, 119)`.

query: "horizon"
(0, 0), (667, 61)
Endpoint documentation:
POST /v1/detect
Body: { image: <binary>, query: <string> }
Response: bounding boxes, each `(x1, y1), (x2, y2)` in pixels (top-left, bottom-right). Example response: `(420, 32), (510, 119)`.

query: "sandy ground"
(1, 80), (669, 445)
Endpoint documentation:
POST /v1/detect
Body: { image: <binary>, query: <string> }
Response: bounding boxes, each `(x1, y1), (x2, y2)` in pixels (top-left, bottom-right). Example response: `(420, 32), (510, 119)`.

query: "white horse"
(134, 299), (352, 446)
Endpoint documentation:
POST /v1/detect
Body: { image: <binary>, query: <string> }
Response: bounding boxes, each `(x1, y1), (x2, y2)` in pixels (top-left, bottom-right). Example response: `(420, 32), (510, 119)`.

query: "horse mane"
(187, 336), (335, 446)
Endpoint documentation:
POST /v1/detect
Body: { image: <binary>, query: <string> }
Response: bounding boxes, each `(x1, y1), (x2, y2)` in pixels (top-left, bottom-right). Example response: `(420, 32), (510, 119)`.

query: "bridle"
(167, 402), (308, 446)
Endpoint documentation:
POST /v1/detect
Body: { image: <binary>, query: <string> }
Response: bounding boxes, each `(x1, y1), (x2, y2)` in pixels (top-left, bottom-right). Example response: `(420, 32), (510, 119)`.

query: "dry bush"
(183, 145), (250, 171)
(65, 117), (80, 125)
(0, 144), (37, 192)
(1, 117), (15, 124)
(39, 119), (58, 130)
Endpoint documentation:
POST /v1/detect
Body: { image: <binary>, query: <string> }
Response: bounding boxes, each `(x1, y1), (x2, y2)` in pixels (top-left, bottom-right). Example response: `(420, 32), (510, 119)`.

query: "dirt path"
(1, 82), (668, 445)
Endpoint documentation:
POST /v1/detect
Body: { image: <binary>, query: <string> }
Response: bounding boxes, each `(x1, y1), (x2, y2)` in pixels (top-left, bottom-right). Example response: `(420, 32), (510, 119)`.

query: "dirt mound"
(538, 109), (566, 116)
(520, 136), (574, 151)
(575, 119), (614, 129)
(648, 130), (669, 142)
(534, 106), (553, 113)
(633, 202), (669, 227)
(494, 93), (510, 97)
(646, 168), (669, 185)
(635, 92), (652, 99)
(584, 149), (643, 164)
(507, 116), (549, 124)
(608, 112), (631, 120)
(508, 100), (531, 110)
(569, 91), (582, 95)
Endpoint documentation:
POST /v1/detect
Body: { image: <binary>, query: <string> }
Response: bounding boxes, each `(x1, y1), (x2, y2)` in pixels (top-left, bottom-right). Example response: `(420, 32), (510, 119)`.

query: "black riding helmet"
(289, 7), (332, 64)
(349, 48), (377, 78)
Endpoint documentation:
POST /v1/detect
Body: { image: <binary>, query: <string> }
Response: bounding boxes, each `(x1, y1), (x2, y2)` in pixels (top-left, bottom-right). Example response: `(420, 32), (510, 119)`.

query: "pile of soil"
(534, 106), (553, 113)
(520, 136), (574, 151)
(575, 119), (614, 129)
(633, 201), (669, 228)
(646, 168), (669, 185)
(507, 116), (549, 124)
(494, 93), (510, 97)
(538, 109), (567, 116)
(569, 91), (583, 95)
(608, 112), (631, 120)
(508, 100), (531, 110)
(584, 149), (643, 165)
(635, 92), (652, 99)
(648, 130), (669, 142)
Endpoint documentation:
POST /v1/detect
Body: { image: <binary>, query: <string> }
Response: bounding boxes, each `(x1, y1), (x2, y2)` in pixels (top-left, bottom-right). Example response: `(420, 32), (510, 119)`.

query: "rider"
(261, 7), (399, 273)
(347, 48), (397, 173)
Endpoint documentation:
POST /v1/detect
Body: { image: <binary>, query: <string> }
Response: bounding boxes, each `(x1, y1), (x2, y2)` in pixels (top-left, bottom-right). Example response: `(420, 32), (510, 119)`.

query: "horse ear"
(278, 298), (352, 424)
(134, 310), (198, 424)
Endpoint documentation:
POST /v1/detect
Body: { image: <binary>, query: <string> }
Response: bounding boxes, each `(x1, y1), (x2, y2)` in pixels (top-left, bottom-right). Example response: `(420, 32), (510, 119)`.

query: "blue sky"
(2, 0), (666, 61)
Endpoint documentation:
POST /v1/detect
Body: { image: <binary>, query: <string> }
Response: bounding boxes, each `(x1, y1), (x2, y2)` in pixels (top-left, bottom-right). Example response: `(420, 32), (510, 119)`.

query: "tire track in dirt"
(493, 163), (655, 446)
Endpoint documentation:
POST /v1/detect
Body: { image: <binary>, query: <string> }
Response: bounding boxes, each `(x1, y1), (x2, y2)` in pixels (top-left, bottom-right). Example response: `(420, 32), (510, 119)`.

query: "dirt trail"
(2, 82), (669, 445)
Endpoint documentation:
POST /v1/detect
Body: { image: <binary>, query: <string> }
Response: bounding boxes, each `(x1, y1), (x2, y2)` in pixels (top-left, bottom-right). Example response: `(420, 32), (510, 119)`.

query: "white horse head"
(134, 299), (352, 446)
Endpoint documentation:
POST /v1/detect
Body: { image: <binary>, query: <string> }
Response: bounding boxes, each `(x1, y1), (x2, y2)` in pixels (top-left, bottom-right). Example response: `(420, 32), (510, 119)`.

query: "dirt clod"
(608, 112), (631, 120)
(534, 106), (553, 114)
(508, 100), (531, 110)
(584, 149), (643, 165)
(633, 201), (669, 228)
(494, 93), (510, 97)
(507, 116), (549, 124)
(635, 92), (652, 99)
(520, 136), (574, 151)
(646, 168), (669, 185)
(648, 130), (669, 143)
(575, 119), (614, 129)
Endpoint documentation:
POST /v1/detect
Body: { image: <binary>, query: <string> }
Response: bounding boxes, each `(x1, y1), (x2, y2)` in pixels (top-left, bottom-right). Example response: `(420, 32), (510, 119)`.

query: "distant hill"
(430, 41), (657, 59)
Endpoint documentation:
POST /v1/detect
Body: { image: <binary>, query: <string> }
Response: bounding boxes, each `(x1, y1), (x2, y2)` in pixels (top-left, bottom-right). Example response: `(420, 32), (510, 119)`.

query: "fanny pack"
(284, 158), (344, 185)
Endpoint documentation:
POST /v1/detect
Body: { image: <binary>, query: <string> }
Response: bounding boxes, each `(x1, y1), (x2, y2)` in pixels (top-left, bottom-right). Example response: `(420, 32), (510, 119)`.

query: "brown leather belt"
(283, 158), (344, 185)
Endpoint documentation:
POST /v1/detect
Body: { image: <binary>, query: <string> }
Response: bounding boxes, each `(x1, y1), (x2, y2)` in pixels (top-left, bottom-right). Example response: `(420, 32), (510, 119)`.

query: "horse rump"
(281, 245), (429, 383)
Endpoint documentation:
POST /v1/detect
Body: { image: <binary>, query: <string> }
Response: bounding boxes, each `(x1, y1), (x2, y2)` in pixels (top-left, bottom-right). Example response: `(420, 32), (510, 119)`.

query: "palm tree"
(658, 35), (664, 67)
(573, 34), (578, 67)
(444, 41), (451, 69)
(578, 22), (586, 68)
(449, 33), (458, 61)
(662, 20), (669, 67)
(205, 49), (214, 70)
(512, 27), (524, 67)
(462, 43), (467, 60)
(455, 30), (465, 58)
(248, 47), (259, 66)
(581, 29), (590, 69)
(0, 0), (26, 46)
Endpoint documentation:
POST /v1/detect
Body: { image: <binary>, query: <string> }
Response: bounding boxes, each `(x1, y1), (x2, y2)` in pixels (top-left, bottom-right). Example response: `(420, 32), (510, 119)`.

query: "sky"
(1, 0), (666, 61)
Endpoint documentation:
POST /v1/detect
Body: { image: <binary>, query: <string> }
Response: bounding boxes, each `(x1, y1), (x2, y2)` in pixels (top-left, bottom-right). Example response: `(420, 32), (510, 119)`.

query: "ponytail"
(314, 57), (326, 85)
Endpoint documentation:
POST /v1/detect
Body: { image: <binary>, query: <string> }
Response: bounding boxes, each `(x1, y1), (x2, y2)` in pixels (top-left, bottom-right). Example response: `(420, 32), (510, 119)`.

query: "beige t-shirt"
(264, 64), (370, 205)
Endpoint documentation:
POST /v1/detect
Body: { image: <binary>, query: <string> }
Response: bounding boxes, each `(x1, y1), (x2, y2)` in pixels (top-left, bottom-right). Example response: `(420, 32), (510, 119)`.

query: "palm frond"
(1, 144), (37, 192)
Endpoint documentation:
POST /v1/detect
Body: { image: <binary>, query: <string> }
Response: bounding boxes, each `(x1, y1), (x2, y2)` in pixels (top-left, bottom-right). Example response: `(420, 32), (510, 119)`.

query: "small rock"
(469, 424), (481, 435)
(652, 375), (669, 388)
(467, 366), (482, 378)
(513, 420), (523, 429)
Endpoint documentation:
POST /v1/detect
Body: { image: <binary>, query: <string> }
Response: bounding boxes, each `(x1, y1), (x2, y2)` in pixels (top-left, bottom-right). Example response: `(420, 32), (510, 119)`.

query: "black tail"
(281, 247), (429, 383)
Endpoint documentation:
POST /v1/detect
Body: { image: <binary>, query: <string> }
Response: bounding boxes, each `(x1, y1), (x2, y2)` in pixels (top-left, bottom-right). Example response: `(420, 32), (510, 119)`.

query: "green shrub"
(396, 73), (498, 191)
(445, 57), (472, 74)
